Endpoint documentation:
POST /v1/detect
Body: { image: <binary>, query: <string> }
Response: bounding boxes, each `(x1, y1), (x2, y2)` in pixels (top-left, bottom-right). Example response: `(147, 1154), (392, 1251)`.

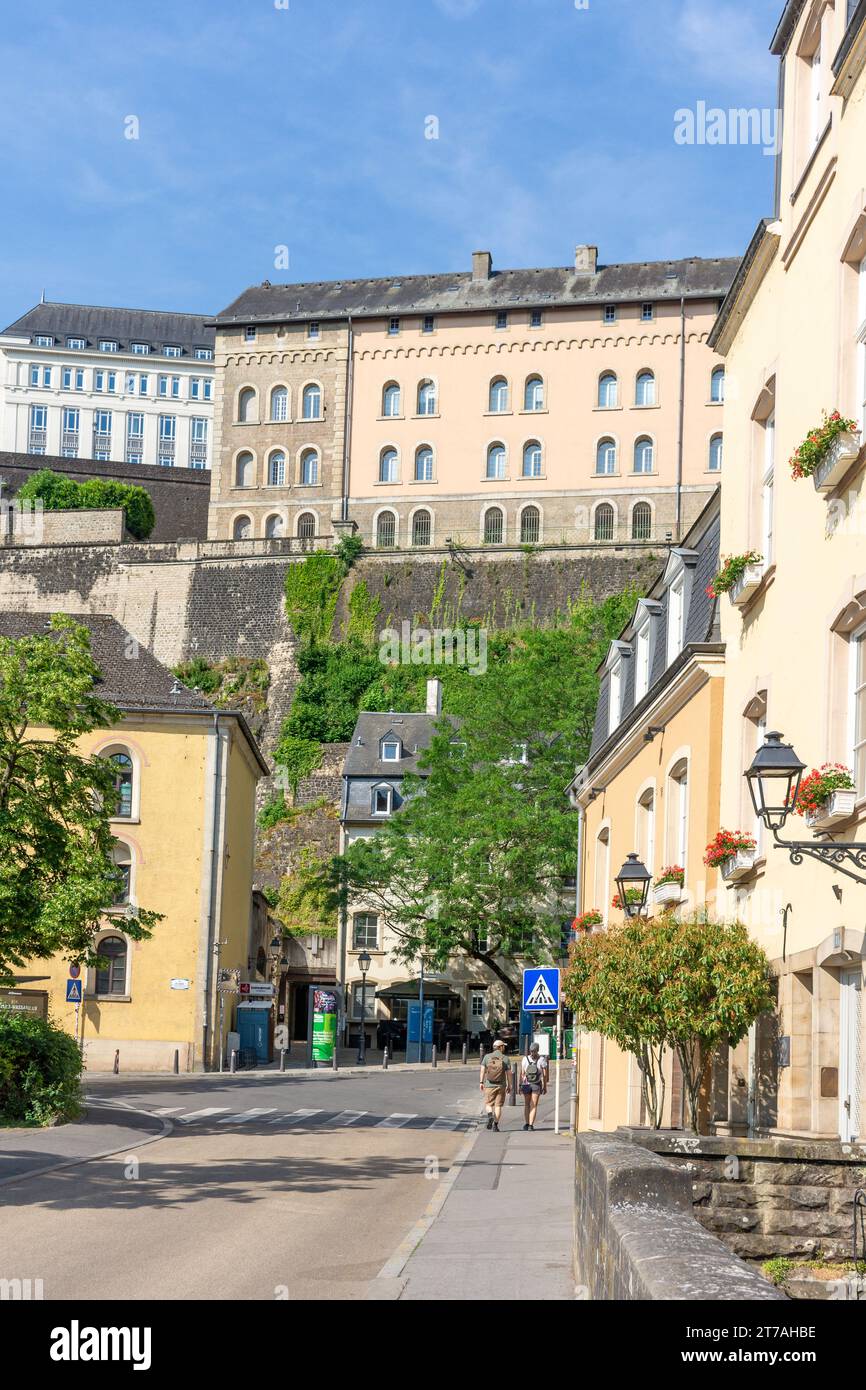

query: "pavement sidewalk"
(374, 1089), (577, 1300)
(0, 1101), (167, 1186)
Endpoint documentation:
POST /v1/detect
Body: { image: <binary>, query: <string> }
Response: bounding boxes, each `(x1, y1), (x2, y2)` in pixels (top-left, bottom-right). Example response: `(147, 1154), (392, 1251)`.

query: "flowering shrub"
(703, 830), (757, 869)
(789, 411), (860, 480)
(612, 887), (645, 911)
(572, 909), (603, 934)
(655, 865), (685, 888)
(706, 552), (763, 600)
(792, 763), (855, 817)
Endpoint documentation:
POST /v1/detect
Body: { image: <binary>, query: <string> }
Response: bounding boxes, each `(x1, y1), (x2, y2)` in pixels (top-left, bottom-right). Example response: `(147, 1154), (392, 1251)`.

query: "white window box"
(653, 881), (683, 906)
(729, 564), (764, 607)
(804, 789), (857, 831)
(720, 850), (757, 883)
(812, 432), (861, 494)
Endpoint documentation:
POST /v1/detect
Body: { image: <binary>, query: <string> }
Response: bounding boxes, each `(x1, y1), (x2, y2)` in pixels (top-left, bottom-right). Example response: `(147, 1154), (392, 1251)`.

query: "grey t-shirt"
(482, 1051), (511, 1086)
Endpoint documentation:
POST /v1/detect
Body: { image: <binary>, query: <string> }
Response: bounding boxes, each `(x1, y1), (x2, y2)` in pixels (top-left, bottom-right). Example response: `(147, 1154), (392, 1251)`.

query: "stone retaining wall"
(574, 1132), (786, 1300)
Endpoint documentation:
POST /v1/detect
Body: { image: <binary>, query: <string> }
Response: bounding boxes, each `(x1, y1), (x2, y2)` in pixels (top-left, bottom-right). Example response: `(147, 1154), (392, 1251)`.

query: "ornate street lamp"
(744, 731), (806, 831)
(614, 854), (652, 919)
(745, 732), (866, 885)
(357, 950), (372, 1066)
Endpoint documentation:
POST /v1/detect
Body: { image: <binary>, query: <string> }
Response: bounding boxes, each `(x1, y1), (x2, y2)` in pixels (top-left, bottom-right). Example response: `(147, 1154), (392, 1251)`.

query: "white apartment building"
(0, 302), (215, 470)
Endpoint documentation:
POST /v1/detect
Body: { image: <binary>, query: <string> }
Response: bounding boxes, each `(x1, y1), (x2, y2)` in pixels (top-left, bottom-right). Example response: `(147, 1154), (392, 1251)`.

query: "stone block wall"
(5, 507), (126, 546)
(574, 1132), (787, 1300)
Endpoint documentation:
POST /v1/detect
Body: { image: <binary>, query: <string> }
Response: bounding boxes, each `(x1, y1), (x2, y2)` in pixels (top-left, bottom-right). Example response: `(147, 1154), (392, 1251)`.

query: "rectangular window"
(99, 340), (118, 353)
(67, 337), (86, 350)
(107, 372), (116, 393)
(761, 412), (775, 566)
(308, 322), (320, 340)
(810, 43), (825, 148)
(131, 342), (149, 355)
(42, 367), (52, 387)
(61, 407), (79, 457)
(170, 376), (180, 398)
(158, 375), (168, 397)
(95, 370), (105, 392)
(34, 334), (53, 347)
(194, 346), (212, 360)
(28, 404), (48, 454)
(608, 660), (622, 734)
(62, 367), (72, 389)
(125, 373), (137, 393)
(422, 315), (435, 334)
(470, 991), (485, 1019)
(75, 368), (85, 390)
(352, 914), (379, 950)
(139, 374), (149, 395)
(667, 577), (685, 665)
(373, 787), (391, 815)
(126, 412), (144, 463)
(635, 620), (651, 701)
(851, 626), (866, 798)
(92, 410), (112, 460)
(189, 417), (208, 468)
(244, 326), (256, 344)
(163, 344), (182, 357)
(604, 305), (617, 324)
(857, 256), (866, 436)
(530, 310), (542, 328)
(29, 364), (39, 387)
(190, 378), (200, 400)
(642, 303), (654, 321)
(351, 982), (376, 1021)
(388, 317), (400, 336)
(496, 311), (508, 329)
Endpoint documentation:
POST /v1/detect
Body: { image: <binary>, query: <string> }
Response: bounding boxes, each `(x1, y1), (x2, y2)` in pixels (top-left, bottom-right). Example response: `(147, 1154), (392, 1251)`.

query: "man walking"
(520, 1042), (548, 1131)
(480, 1039), (511, 1131)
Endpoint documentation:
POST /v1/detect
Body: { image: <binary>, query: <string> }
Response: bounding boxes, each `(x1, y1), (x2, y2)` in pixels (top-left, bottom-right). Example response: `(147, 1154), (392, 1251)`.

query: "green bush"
(0, 1010), (83, 1126)
(17, 469), (156, 540)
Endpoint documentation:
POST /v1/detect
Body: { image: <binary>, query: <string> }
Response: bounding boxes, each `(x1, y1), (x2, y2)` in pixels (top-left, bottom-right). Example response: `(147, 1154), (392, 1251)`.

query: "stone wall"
(574, 1132), (787, 1301)
(621, 1127), (866, 1264)
(0, 450), (211, 542)
(5, 507), (126, 546)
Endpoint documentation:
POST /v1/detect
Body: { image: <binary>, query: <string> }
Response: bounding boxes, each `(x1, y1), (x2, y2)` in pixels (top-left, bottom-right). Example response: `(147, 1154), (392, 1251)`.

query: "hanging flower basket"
(792, 764), (857, 830)
(707, 552), (763, 607)
(789, 412), (861, 493)
(704, 831), (757, 882)
(653, 865), (685, 905)
(572, 909), (604, 936)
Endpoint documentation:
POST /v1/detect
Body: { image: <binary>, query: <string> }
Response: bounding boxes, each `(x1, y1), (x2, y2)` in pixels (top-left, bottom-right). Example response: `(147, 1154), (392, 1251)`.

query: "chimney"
(426, 678), (443, 716)
(574, 245), (598, 275)
(472, 250), (493, 281)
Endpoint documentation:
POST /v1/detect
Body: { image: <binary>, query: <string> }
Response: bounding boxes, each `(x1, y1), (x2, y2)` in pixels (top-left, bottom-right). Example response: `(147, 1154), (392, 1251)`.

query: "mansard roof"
(1, 302), (215, 355)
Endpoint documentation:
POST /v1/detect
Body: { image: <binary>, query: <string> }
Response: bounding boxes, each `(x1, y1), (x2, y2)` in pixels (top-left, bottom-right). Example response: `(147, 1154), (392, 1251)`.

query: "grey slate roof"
(586, 491), (722, 768)
(1, 302), (215, 356)
(214, 256), (739, 326)
(0, 613), (211, 712)
(342, 710), (459, 825)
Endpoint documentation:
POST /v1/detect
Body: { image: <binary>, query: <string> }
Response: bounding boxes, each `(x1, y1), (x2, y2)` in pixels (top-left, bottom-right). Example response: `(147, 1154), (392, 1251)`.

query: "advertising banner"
(312, 988), (338, 1064)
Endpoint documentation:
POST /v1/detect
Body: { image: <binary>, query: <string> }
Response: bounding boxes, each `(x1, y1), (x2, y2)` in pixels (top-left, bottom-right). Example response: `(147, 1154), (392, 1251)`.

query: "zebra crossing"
(149, 1103), (476, 1133)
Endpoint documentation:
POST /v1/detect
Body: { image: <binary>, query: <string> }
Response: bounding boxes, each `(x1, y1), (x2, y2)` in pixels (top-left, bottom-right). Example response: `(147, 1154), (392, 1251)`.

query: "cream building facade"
(709, 0), (866, 1139)
(569, 493), (725, 1131)
(208, 247), (737, 548)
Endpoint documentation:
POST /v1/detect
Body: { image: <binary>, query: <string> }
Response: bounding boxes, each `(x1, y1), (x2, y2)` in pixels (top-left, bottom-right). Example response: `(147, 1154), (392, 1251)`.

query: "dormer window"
(372, 784), (393, 816)
(99, 340), (118, 353)
(608, 659), (623, 734)
(661, 550), (697, 667)
(381, 737), (401, 762)
(131, 342), (150, 355)
(633, 600), (661, 703)
(34, 334), (54, 347)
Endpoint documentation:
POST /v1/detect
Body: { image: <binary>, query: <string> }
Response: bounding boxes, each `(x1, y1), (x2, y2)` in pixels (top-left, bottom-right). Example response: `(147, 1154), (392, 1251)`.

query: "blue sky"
(0, 0), (783, 325)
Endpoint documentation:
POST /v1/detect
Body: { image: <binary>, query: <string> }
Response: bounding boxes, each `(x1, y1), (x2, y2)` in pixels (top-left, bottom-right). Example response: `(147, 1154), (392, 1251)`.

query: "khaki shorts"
(484, 1085), (507, 1105)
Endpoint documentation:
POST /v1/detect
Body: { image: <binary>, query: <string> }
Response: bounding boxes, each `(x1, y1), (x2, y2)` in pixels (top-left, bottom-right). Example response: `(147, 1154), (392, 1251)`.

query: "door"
(238, 1007), (271, 1063)
(839, 968), (863, 1142)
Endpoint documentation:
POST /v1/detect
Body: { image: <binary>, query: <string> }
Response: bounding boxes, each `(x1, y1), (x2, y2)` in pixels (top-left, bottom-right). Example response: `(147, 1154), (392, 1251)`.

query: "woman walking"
(520, 1043), (548, 1130)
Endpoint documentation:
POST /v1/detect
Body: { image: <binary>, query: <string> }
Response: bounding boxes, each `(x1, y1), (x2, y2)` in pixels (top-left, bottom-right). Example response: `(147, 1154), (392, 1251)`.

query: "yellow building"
(708, 0), (866, 1140)
(569, 492), (725, 1130)
(6, 614), (267, 1072)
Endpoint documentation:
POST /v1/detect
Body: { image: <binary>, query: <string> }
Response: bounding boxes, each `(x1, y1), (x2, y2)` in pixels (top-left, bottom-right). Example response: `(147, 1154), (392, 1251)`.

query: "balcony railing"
(61, 431), (80, 456)
(189, 441), (208, 466)
(28, 429), (47, 453)
(92, 432), (112, 455)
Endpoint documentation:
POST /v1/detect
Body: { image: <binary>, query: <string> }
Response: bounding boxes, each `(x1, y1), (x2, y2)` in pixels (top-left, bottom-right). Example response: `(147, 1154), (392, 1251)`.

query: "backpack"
(485, 1052), (505, 1084)
(524, 1057), (541, 1084)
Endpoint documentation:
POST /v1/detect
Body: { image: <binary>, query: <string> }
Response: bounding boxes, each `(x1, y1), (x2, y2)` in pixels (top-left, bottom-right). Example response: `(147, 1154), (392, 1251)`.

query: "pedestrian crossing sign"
(522, 968), (560, 1012)
(66, 978), (83, 1004)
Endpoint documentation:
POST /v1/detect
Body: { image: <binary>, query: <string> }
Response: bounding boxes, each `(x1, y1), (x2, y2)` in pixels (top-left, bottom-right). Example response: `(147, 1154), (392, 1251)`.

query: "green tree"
(0, 616), (161, 985)
(17, 470), (156, 539)
(564, 913), (773, 1132)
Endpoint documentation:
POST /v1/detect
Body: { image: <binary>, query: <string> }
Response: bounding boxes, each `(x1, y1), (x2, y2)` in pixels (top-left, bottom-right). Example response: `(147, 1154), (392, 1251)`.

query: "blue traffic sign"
(66, 979), (83, 1004)
(522, 968), (560, 1012)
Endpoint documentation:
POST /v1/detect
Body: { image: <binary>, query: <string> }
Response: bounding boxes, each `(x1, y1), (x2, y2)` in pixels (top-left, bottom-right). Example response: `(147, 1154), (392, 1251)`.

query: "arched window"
(237, 387), (256, 423)
(489, 377), (509, 412)
(598, 373), (618, 409)
(412, 510), (432, 547)
(107, 752), (133, 818)
(524, 375), (544, 411)
(711, 367), (725, 403)
(636, 371), (656, 407)
(110, 843), (132, 907)
(265, 514), (285, 539)
(520, 506), (540, 544)
(383, 383), (401, 418)
(300, 449), (319, 485)
(376, 511), (397, 548)
(632, 501), (652, 541)
(379, 448), (398, 483)
(415, 446), (434, 482)
(483, 507), (504, 545)
(596, 438), (617, 475)
(233, 515), (252, 540)
(268, 450), (286, 486)
(486, 443), (506, 480)
(95, 934), (128, 995)
(522, 441), (542, 478)
(594, 503), (615, 542)
(235, 451), (254, 487)
(417, 380), (437, 416)
(302, 384), (322, 420)
(634, 437), (654, 474)
(270, 386), (288, 422)
(297, 512), (316, 540)
(709, 433), (723, 471)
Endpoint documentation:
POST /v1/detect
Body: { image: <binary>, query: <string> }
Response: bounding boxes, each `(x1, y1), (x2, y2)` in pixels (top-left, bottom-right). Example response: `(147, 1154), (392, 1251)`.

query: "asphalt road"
(0, 1068), (484, 1301)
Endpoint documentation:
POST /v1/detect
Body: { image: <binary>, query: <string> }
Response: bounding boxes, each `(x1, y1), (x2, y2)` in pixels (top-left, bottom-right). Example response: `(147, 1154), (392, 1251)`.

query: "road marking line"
(152, 1107), (184, 1115)
(268, 1108), (323, 1125)
(377, 1113), (417, 1128)
(428, 1116), (460, 1130)
(216, 1108), (276, 1124)
(332, 1110), (368, 1126)
(178, 1108), (230, 1123)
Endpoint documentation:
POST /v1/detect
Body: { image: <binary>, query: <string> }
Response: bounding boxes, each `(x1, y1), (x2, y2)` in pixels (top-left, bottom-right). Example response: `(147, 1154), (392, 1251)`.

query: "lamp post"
(745, 731), (866, 885)
(357, 950), (371, 1065)
(614, 854), (652, 919)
